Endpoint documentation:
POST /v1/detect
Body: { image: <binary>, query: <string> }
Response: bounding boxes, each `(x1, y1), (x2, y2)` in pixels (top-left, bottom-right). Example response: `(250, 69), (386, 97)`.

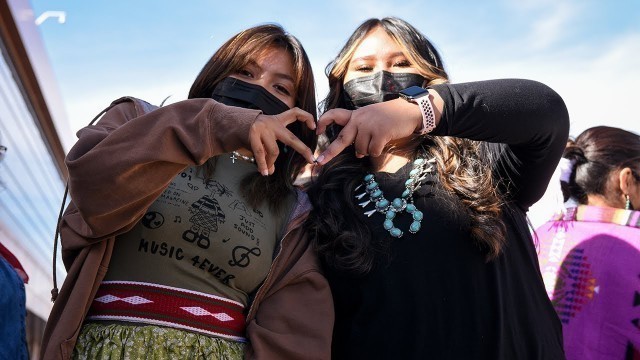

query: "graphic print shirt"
(104, 154), (294, 306)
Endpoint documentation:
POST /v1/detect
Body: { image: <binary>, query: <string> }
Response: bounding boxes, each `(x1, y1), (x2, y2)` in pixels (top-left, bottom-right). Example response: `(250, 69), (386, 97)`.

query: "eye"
(393, 59), (411, 67)
(237, 68), (253, 78)
(355, 65), (373, 72)
(274, 84), (291, 96)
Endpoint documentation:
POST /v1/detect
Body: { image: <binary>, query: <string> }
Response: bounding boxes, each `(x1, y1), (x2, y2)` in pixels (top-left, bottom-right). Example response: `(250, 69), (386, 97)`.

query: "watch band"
(414, 92), (436, 135)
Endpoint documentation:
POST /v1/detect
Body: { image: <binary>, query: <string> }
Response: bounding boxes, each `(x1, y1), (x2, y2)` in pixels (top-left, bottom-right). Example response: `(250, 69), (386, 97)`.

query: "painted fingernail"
(316, 154), (325, 164)
(262, 169), (269, 176)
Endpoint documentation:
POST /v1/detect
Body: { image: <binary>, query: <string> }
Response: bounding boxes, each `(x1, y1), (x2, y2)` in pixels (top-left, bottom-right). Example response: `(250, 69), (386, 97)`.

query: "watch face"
(400, 86), (428, 98)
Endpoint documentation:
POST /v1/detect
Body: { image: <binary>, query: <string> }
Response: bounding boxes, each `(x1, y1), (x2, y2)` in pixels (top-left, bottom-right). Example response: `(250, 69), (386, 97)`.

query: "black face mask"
(342, 71), (425, 109)
(211, 77), (290, 115)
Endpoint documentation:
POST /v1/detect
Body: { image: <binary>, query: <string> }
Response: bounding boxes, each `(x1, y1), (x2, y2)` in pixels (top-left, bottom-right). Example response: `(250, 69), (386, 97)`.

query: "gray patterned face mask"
(342, 71), (425, 109)
(212, 77), (290, 115)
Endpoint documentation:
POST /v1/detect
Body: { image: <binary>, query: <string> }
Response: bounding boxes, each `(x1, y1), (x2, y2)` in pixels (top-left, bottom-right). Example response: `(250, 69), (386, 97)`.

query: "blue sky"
(31, 0), (640, 144)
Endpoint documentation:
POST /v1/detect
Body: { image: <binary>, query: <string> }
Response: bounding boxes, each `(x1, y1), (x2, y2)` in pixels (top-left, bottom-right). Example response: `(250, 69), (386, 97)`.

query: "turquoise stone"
(413, 158), (425, 166)
(409, 168), (420, 176)
(389, 228), (403, 238)
(376, 199), (389, 210)
(401, 189), (411, 198)
(385, 210), (396, 219)
(366, 181), (378, 190)
(371, 189), (383, 199)
(413, 210), (424, 221)
(364, 174), (374, 182)
(392, 198), (405, 209)
(406, 204), (417, 213)
(383, 219), (394, 230)
(405, 178), (414, 186)
(409, 221), (421, 233)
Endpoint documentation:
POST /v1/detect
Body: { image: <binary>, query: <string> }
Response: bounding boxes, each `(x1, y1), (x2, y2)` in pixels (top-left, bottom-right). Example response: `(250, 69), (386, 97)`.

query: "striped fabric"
(86, 281), (246, 342)
(560, 205), (640, 228)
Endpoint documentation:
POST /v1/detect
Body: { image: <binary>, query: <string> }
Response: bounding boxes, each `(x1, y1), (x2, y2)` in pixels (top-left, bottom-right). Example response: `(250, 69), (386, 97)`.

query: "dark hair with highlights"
(306, 17), (506, 274)
(188, 24), (317, 211)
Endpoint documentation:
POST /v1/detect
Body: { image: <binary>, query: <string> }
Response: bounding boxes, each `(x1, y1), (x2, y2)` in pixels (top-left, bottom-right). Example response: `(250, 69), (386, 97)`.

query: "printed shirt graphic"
(104, 154), (293, 306)
(536, 205), (640, 360)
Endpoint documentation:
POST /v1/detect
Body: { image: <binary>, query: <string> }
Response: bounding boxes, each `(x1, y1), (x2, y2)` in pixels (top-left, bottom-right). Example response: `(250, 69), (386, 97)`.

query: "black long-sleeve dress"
(326, 79), (569, 359)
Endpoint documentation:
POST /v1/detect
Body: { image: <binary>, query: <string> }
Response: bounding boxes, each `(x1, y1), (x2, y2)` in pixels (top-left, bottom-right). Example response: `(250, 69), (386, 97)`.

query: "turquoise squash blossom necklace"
(355, 157), (435, 238)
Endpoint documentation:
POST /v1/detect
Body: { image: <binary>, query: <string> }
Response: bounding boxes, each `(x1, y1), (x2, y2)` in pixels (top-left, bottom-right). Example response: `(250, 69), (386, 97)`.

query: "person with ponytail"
(537, 126), (640, 359)
(306, 17), (569, 359)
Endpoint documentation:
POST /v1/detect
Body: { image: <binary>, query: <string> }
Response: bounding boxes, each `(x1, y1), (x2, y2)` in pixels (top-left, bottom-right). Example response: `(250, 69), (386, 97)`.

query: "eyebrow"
(245, 60), (295, 83)
(274, 72), (295, 83)
(350, 51), (407, 63)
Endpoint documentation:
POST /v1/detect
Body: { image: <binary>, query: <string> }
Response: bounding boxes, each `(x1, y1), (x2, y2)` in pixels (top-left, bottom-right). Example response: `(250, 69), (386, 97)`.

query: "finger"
(250, 131), (269, 176)
(354, 131), (371, 159)
(274, 127), (314, 163)
(316, 109), (352, 135)
(368, 135), (389, 157)
(279, 108), (317, 131)
(261, 133), (280, 173)
(267, 164), (275, 176)
(316, 124), (357, 165)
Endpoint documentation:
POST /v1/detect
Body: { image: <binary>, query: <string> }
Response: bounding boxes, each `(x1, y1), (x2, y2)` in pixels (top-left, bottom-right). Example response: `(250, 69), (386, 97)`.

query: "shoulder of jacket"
(109, 97), (158, 116)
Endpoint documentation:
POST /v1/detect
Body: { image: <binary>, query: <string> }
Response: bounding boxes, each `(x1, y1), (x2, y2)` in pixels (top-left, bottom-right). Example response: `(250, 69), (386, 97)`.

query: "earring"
(625, 194), (631, 210)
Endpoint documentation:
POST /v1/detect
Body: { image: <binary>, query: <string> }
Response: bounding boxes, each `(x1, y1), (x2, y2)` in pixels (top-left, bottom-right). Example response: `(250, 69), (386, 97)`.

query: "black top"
(326, 79), (569, 360)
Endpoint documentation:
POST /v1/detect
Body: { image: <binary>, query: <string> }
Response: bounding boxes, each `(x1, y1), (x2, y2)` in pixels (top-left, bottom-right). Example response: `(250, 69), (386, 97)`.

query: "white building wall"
(0, 16), (68, 322)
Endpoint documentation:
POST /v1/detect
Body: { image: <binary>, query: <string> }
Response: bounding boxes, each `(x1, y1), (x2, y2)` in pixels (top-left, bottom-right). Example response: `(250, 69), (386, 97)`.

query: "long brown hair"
(188, 24), (317, 211)
(306, 17), (505, 274)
